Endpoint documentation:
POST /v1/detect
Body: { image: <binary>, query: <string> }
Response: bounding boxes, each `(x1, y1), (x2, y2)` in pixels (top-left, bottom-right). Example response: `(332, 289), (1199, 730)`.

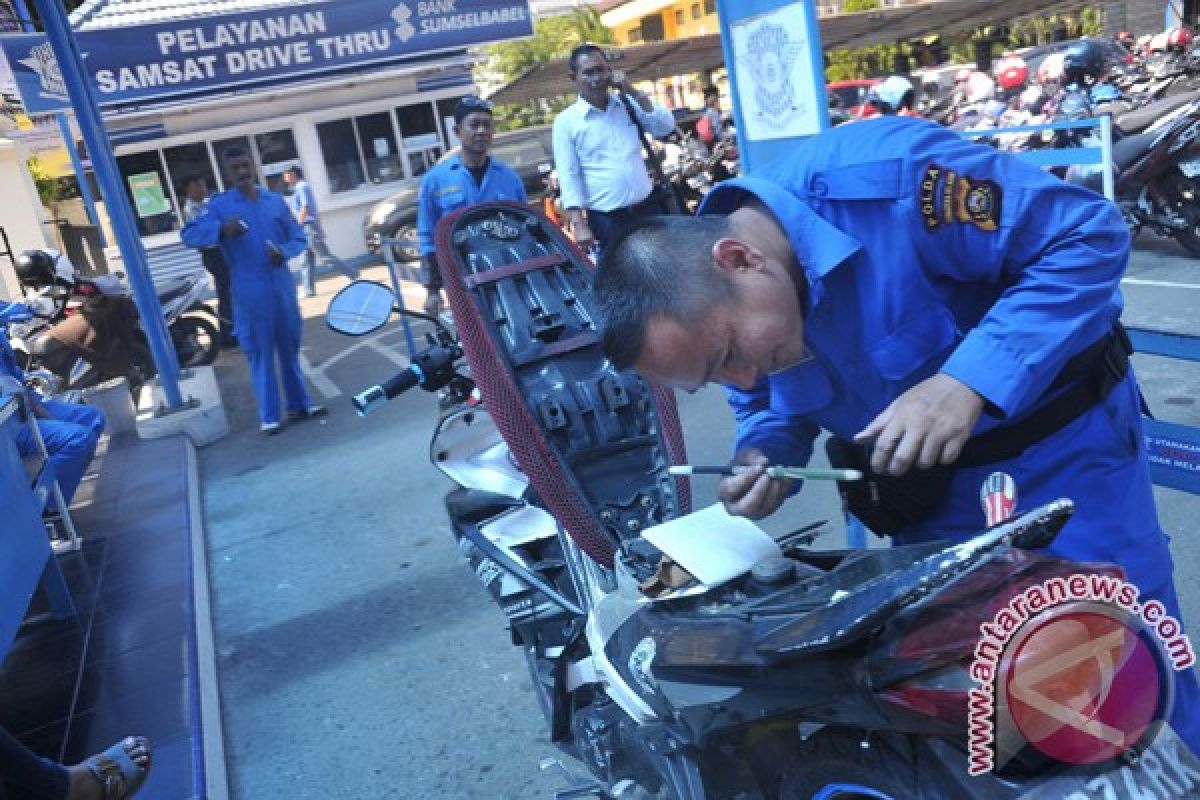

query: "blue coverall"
(182, 186), (312, 426)
(699, 116), (1200, 753)
(0, 322), (104, 509)
(416, 154), (527, 286)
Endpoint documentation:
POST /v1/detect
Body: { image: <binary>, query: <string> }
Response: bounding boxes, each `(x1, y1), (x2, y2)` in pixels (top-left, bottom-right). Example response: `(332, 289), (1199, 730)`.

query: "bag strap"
(617, 91), (668, 184)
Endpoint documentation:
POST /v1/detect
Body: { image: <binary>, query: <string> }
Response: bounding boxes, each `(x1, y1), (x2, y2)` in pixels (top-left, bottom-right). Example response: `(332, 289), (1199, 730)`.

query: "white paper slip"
(642, 503), (783, 589)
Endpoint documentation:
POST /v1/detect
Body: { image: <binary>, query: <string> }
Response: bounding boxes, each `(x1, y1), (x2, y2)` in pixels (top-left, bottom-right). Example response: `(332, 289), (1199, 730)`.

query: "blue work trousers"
(234, 277), (313, 426)
(15, 400), (105, 510)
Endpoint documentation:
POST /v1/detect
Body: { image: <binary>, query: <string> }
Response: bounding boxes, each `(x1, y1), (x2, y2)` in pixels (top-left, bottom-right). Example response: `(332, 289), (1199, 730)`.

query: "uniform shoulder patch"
(919, 163), (1002, 232)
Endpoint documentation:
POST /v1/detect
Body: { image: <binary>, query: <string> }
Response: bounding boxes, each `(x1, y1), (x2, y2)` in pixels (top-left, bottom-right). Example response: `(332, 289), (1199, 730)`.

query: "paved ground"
(199, 235), (1200, 799)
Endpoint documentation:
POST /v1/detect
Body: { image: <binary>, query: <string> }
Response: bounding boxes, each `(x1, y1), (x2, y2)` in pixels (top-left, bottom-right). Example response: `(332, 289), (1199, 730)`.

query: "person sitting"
(0, 309), (105, 510)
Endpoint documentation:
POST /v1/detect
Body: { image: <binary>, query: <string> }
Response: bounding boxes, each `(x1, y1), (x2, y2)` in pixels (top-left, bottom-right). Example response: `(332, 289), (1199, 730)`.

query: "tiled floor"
(0, 434), (205, 799)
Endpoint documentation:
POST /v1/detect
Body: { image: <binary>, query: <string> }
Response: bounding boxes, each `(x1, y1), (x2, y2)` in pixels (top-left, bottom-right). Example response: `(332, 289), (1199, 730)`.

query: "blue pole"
(53, 113), (107, 245)
(11, 0), (106, 247)
(30, 0), (183, 408)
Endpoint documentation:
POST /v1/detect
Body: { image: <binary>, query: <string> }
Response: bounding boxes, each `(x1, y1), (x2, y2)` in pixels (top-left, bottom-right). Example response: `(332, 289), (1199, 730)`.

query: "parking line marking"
(1122, 278), (1200, 290)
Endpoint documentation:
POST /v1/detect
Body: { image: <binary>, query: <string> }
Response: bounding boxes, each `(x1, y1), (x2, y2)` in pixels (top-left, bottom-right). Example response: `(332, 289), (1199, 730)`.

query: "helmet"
(994, 54), (1029, 91)
(1062, 40), (1106, 87)
(1149, 31), (1170, 53)
(867, 75), (915, 114)
(1167, 27), (1194, 52)
(1036, 53), (1066, 87)
(1136, 34), (1155, 54)
(964, 71), (995, 104)
(14, 250), (56, 287)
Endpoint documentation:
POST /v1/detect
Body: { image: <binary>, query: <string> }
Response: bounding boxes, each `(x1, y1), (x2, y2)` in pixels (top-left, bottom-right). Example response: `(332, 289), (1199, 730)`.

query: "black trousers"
(201, 247), (235, 344)
(587, 188), (670, 258)
(0, 725), (67, 799)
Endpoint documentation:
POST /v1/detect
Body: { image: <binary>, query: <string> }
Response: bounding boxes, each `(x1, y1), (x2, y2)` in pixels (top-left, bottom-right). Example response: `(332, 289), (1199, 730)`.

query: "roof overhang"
(489, 0), (1092, 105)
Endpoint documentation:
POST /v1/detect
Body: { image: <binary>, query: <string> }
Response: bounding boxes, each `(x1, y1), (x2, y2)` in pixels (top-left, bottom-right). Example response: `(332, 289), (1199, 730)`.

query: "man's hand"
(266, 244), (284, 266)
(571, 219), (595, 252)
(610, 69), (631, 93)
(717, 448), (793, 520)
(220, 218), (246, 239)
(854, 373), (985, 476)
(423, 289), (443, 317)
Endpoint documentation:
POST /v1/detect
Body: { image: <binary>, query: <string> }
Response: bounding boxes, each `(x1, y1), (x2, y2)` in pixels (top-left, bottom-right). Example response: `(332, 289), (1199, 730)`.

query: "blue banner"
(0, 0), (532, 113)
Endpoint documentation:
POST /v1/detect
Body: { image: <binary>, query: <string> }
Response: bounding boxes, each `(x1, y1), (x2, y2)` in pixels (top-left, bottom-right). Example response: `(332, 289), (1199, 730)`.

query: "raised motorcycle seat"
(434, 202), (690, 566)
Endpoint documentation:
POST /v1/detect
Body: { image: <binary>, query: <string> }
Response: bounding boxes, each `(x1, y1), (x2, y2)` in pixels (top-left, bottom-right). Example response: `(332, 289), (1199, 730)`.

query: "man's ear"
(711, 237), (764, 274)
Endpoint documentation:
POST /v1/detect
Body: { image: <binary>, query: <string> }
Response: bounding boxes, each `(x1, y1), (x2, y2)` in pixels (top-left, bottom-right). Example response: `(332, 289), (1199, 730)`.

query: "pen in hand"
(668, 465), (863, 481)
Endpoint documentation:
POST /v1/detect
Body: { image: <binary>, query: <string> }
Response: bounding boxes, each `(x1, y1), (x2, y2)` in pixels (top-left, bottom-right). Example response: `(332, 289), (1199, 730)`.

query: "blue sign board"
(1, 0), (532, 113)
(713, 0), (829, 173)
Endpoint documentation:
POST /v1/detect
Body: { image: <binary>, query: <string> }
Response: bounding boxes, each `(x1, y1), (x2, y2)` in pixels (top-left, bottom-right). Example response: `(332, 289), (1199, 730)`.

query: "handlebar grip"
(352, 365), (422, 416)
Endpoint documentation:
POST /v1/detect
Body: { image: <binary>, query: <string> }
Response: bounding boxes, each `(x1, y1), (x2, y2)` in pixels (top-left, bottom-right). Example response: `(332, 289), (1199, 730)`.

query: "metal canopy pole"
(30, 0), (183, 408)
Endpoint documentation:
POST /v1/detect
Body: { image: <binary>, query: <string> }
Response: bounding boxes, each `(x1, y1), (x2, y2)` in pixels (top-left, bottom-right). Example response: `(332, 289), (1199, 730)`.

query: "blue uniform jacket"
(181, 186), (308, 338)
(416, 155), (527, 256)
(700, 116), (1129, 473)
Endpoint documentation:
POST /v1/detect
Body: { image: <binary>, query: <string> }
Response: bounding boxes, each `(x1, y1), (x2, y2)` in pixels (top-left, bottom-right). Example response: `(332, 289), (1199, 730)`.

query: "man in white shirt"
(552, 43), (676, 255)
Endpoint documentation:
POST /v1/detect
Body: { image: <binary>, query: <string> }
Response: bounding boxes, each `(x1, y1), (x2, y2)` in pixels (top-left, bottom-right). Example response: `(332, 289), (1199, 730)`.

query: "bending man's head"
(594, 210), (808, 392)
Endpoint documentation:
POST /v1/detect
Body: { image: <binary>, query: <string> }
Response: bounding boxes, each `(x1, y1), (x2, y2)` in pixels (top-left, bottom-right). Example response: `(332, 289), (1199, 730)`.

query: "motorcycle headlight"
(370, 202), (399, 225)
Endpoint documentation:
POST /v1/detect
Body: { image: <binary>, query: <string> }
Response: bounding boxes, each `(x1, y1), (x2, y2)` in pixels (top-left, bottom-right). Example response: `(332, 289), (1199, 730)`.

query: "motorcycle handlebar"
(353, 364), (422, 416)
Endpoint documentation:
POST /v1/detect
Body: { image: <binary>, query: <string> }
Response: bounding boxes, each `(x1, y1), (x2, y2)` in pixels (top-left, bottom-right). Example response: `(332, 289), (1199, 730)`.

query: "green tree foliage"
(485, 9), (614, 86)
(842, 0), (882, 11)
(483, 8), (615, 129)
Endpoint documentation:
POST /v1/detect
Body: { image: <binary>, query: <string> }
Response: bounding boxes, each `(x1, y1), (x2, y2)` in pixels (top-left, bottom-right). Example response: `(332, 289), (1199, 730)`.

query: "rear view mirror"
(326, 280), (395, 336)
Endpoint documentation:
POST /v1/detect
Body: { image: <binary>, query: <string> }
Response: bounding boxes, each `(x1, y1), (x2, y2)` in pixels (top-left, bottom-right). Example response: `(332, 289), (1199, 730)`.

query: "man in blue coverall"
(182, 146), (324, 434)
(417, 95), (526, 316)
(0, 311), (104, 508)
(594, 116), (1200, 756)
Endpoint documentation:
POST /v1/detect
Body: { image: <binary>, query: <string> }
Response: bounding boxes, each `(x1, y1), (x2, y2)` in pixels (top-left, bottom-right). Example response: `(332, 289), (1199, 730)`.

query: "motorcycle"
(325, 201), (1200, 799)
(1063, 92), (1200, 255)
(154, 270), (221, 368)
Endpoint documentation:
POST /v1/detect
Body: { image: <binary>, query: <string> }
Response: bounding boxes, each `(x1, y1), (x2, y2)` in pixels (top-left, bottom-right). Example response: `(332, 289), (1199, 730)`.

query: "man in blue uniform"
(182, 146), (324, 434)
(594, 116), (1200, 754)
(282, 165), (359, 298)
(417, 95), (527, 316)
(0, 307), (104, 508)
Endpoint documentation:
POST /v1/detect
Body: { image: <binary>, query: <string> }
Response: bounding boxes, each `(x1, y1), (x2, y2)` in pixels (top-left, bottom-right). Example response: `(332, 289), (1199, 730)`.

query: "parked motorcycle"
(1064, 93), (1200, 255)
(326, 202), (1200, 799)
(155, 271), (221, 368)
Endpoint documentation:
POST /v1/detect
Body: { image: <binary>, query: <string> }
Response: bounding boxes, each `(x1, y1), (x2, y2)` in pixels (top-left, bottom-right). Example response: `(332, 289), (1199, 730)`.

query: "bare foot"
(65, 736), (151, 800)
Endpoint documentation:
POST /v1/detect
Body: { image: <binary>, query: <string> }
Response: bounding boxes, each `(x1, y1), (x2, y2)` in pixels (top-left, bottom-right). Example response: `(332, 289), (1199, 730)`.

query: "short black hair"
(285, 165), (303, 178)
(703, 86), (719, 99)
(594, 215), (735, 370)
(182, 174), (206, 187)
(569, 43), (606, 75)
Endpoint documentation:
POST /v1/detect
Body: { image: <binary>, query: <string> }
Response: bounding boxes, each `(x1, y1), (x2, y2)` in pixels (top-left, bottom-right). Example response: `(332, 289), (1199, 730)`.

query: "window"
(116, 151), (176, 236)
(628, 27), (642, 43)
(355, 112), (404, 185)
(254, 129), (298, 194)
(703, 0), (715, 12)
(691, 3), (701, 19)
(395, 102), (444, 178)
(675, 9), (684, 25)
(317, 119), (365, 193)
(491, 136), (549, 169)
(162, 142), (216, 207)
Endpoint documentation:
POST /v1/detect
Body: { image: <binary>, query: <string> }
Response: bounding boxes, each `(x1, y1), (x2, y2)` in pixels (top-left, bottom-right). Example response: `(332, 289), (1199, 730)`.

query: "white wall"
(0, 139), (52, 301)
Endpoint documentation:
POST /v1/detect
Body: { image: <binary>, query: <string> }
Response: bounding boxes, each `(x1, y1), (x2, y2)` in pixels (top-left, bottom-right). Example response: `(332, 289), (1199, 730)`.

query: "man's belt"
(956, 323), (1134, 468)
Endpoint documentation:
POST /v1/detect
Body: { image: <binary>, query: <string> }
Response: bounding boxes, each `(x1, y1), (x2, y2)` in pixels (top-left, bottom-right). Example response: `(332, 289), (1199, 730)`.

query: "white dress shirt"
(552, 93), (676, 213)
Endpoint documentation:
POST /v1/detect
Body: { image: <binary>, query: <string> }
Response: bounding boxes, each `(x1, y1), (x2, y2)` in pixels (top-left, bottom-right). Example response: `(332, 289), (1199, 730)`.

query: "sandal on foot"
(85, 736), (152, 799)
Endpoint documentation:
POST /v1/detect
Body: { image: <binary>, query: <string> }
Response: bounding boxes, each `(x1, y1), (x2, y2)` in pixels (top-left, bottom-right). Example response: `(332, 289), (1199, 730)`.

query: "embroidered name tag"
(919, 163), (1002, 232)
(437, 185), (465, 198)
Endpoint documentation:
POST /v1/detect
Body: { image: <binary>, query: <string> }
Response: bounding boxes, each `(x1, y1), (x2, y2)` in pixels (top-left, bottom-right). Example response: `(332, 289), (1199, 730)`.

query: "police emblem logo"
(920, 163), (1002, 232)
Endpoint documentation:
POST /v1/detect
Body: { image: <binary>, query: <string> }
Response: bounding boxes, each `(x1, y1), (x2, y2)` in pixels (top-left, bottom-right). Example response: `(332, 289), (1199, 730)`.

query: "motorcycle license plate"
(1180, 158), (1200, 178)
(1020, 729), (1200, 799)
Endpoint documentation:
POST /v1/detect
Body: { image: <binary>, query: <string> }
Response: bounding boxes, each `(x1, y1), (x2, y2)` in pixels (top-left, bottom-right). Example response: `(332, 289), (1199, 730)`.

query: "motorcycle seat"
(157, 283), (193, 306)
(1112, 131), (1158, 169)
(1115, 92), (1194, 134)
